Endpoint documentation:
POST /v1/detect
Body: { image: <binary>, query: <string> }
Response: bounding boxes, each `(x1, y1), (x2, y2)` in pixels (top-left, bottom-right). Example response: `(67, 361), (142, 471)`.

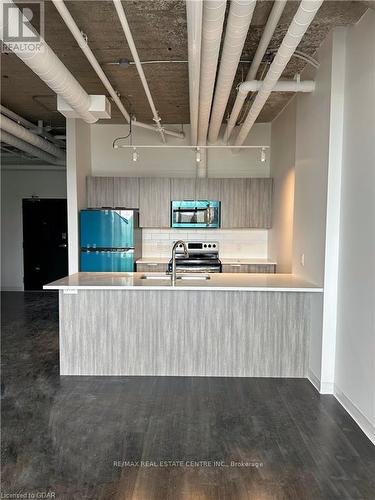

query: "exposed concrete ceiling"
(0, 0), (371, 132)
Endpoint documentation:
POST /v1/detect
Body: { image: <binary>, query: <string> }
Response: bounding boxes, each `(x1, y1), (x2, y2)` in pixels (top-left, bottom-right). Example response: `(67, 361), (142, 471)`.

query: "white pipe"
(208, 0), (256, 144)
(113, 0), (166, 143)
(0, 105), (65, 147)
(238, 79), (315, 93)
(234, 0), (324, 146)
(226, 0), (287, 139)
(0, 0), (97, 124)
(186, 0), (203, 146)
(1, 114), (65, 159)
(197, 0), (227, 146)
(0, 105), (36, 129)
(51, 0), (183, 140)
(1, 130), (64, 164)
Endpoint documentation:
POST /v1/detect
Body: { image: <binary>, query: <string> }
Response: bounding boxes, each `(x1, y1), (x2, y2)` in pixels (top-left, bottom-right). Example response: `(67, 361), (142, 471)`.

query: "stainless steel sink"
(140, 274), (210, 281)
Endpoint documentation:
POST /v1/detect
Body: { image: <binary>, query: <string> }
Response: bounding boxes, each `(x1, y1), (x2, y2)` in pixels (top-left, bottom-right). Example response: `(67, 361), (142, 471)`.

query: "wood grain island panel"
(59, 289), (311, 377)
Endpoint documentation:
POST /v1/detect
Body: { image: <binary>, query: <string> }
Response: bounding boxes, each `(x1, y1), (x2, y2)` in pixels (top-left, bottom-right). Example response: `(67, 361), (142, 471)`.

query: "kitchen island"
(45, 273), (323, 378)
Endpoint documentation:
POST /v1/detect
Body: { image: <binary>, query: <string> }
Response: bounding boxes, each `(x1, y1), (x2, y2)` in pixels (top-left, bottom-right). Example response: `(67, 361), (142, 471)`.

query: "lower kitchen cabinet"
(136, 263), (168, 273)
(222, 264), (276, 273)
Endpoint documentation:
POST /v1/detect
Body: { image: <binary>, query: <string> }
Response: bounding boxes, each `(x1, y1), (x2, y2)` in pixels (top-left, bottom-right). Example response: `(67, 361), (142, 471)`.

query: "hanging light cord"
(112, 117), (133, 149)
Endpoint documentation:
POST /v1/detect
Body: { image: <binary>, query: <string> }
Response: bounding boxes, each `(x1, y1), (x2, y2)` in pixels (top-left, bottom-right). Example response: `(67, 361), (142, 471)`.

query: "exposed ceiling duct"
(0, 130), (64, 165)
(1, 114), (65, 159)
(208, 0), (256, 144)
(186, 0), (203, 146)
(197, 0), (227, 147)
(51, 0), (183, 139)
(0, 0), (98, 124)
(226, 0), (287, 139)
(0, 105), (65, 147)
(234, 0), (324, 146)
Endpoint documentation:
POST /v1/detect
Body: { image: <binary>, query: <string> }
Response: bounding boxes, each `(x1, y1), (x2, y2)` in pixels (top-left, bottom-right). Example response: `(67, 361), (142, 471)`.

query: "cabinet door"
(113, 177), (139, 208)
(222, 263), (276, 273)
(246, 178), (273, 228)
(195, 178), (222, 200)
(139, 178), (171, 228)
(136, 263), (168, 273)
(170, 178), (196, 200)
(221, 179), (248, 228)
(87, 177), (114, 208)
(222, 264), (243, 273)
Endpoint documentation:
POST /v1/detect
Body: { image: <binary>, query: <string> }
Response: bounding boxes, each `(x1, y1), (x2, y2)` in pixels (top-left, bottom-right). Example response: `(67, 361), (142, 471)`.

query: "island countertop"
(44, 272), (323, 292)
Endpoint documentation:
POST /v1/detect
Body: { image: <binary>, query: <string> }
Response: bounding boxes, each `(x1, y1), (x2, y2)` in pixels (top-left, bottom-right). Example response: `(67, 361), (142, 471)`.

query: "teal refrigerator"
(80, 209), (141, 272)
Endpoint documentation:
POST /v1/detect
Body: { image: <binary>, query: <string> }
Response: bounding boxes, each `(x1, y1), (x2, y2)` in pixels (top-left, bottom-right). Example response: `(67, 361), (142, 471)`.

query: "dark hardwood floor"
(1, 292), (375, 500)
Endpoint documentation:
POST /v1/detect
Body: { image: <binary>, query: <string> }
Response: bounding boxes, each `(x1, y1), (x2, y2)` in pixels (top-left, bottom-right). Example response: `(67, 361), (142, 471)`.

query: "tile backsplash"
(142, 229), (268, 258)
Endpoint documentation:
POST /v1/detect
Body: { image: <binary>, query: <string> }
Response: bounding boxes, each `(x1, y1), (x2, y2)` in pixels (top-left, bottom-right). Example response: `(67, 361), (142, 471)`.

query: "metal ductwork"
(208, 0), (256, 144)
(51, 0), (184, 139)
(226, 0), (287, 139)
(197, 0), (227, 147)
(234, 0), (324, 146)
(1, 130), (64, 164)
(186, 0), (203, 146)
(1, 114), (65, 159)
(0, 0), (97, 124)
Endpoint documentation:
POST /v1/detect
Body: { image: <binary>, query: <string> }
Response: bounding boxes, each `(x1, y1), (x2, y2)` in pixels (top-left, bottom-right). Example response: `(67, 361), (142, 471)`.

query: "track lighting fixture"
(196, 148), (201, 163)
(260, 147), (266, 163)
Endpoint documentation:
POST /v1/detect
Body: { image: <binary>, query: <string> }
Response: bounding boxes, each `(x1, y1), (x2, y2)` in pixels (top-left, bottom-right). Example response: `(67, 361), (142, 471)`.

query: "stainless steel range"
(168, 241), (222, 273)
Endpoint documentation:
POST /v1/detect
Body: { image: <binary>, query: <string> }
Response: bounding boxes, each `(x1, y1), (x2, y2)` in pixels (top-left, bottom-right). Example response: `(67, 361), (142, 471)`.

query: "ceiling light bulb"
(132, 148), (138, 162)
(260, 147), (266, 163)
(196, 148), (201, 163)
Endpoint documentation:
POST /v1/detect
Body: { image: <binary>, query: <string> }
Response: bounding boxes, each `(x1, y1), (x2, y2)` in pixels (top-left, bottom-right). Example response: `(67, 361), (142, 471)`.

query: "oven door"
(171, 201), (220, 228)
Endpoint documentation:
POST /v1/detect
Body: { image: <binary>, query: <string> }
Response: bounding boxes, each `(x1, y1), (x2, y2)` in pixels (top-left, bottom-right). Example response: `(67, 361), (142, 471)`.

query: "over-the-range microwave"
(171, 200), (221, 228)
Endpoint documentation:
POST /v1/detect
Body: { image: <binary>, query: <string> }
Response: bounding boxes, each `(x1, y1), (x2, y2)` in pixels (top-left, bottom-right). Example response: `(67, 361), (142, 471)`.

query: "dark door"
(22, 198), (68, 290)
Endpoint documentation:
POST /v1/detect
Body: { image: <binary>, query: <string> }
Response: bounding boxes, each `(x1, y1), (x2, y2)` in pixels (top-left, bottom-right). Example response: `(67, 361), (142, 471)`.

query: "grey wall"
(335, 9), (375, 439)
(1, 168), (67, 290)
(269, 97), (297, 272)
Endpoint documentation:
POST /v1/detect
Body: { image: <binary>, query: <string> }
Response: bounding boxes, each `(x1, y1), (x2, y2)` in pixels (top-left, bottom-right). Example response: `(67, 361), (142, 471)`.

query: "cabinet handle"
(230, 264), (241, 267)
(147, 263), (158, 267)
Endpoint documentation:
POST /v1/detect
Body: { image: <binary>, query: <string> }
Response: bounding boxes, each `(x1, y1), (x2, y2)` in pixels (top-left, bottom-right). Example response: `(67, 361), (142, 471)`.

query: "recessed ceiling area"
(0, 0), (370, 131)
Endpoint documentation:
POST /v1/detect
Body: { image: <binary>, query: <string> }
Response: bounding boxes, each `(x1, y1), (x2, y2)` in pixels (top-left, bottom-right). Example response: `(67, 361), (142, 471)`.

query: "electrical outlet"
(301, 253), (305, 267)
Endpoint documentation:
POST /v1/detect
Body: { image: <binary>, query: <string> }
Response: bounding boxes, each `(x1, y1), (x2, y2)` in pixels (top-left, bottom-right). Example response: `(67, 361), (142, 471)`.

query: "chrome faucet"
(171, 240), (188, 285)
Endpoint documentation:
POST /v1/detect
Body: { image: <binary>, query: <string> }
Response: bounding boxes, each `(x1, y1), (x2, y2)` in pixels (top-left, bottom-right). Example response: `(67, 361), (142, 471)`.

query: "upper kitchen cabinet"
(87, 177), (114, 208)
(246, 178), (273, 228)
(170, 178), (196, 200)
(195, 178), (222, 200)
(220, 178), (273, 229)
(220, 179), (248, 228)
(113, 177), (140, 209)
(139, 178), (171, 228)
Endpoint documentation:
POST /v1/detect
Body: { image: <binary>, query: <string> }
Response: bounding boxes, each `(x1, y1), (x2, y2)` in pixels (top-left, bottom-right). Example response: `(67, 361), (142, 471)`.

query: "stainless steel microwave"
(171, 200), (221, 228)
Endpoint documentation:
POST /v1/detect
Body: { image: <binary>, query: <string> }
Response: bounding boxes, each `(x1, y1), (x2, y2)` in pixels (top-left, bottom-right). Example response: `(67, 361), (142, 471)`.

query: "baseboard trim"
(334, 384), (375, 445)
(320, 381), (334, 394)
(307, 370), (321, 391)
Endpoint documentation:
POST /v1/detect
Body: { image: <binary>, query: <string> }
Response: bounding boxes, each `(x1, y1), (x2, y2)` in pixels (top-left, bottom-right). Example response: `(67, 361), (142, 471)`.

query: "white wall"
(269, 97), (297, 272)
(334, 9), (375, 442)
(66, 118), (92, 274)
(90, 123), (271, 178)
(1, 168), (67, 290)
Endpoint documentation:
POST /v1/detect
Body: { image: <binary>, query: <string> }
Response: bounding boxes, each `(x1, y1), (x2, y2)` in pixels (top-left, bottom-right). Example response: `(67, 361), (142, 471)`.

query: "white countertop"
(137, 257), (277, 265)
(45, 272), (322, 292)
